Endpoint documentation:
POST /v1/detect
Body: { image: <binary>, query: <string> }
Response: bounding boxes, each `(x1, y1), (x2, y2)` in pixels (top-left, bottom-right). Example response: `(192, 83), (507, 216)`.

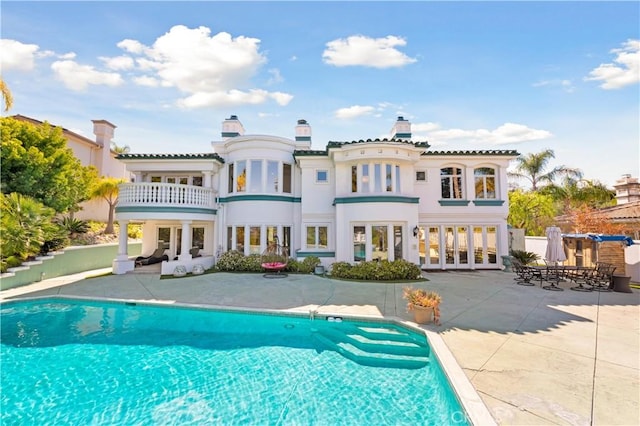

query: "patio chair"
(135, 248), (168, 266)
(261, 237), (288, 278)
(512, 259), (542, 286)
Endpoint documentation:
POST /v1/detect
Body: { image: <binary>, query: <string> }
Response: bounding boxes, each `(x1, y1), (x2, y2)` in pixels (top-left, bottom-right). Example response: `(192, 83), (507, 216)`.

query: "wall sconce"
(413, 226), (420, 238)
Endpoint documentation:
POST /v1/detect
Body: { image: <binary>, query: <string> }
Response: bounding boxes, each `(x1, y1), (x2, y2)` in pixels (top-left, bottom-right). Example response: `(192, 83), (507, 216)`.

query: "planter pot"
(411, 304), (435, 324)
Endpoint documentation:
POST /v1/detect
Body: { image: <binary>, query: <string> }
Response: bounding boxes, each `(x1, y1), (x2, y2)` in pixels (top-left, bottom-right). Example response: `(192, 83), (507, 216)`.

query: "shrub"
(298, 256), (321, 274)
(215, 250), (246, 271)
(57, 216), (89, 235)
(329, 259), (422, 281)
(510, 249), (539, 265)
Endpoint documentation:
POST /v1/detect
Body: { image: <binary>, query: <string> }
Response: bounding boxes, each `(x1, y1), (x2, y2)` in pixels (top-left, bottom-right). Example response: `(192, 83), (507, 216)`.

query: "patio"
(1, 269), (638, 425)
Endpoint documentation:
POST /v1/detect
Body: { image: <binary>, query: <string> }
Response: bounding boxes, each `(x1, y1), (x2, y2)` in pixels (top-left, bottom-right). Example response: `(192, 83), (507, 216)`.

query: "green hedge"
(330, 259), (422, 281)
(215, 251), (320, 274)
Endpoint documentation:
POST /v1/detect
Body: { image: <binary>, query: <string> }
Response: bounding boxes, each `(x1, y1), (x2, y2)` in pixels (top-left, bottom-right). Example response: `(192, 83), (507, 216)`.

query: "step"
(313, 331), (430, 369)
(345, 333), (430, 357)
(355, 325), (427, 346)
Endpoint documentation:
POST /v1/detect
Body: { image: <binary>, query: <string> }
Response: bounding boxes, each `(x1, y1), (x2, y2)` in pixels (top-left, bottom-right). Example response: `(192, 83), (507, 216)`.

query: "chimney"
(390, 116), (411, 140)
(295, 119), (312, 142)
(92, 119), (116, 175)
(221, 115), (245, 140)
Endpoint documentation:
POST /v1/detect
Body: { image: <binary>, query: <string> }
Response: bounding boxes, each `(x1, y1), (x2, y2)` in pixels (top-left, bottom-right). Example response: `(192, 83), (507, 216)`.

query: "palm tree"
(111, 141), (130, 154)
(1, 78), (14, 112)
(90, 177), (125, 234)
(509, 149), (582, 191)
(541, 176), (615, 209)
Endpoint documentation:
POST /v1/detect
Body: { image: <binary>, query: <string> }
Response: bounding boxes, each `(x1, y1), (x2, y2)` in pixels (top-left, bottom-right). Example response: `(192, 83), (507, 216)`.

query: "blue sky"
(2, 1), (638, 189)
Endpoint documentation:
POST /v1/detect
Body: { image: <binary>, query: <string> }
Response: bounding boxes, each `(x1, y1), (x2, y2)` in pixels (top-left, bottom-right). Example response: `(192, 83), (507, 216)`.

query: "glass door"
(444, 226), (469, 268)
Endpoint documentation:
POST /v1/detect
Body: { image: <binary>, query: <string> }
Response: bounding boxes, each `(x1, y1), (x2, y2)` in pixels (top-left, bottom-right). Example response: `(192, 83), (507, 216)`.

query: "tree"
(1, 117), (97, 213)
(90, 177), (125, 234)
(541, 177), (615, 210)
(111, 141), (130, 154)
(1, 78), (13, 112)
(509, 149), (582, 191)
(567, 204), (626, 234)
(508, 189), (556, 235)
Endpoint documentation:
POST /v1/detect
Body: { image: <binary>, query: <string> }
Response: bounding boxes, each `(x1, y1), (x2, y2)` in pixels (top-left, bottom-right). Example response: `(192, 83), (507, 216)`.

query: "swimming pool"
(1, 298), (470, 425)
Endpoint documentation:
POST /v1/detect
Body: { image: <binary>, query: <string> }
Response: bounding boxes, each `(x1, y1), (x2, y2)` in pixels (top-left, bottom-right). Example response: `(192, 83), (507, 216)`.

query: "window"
(236, 160), (247, 192)
(351, 165), (358, 193)
(474, 167), (496, 199)
(151, 176), (161, 183)
(361, 164), (370, 192)
(316, 170), (328, 183)
(192, 176), (203, 187)
(374, 164), (382, 192)
(282, 226), (291, 254)
(416, 170), (427, 182)
(306, 225), (328, 249)
(227, 227), (232, 251)
(395, 165), (401, 193)
(249, 226), (261, 254)
(267, 161), (278, 192)
(353, 226), (366, 261)
(236, 226), (245, 252)
(250, 160), (262, 192)
(228, 164), (234, 193)
(283, 163), (292, 193)
(385, 164), (392, 192)
(372, 225), (388, 261)
(440, 167), (463, 199)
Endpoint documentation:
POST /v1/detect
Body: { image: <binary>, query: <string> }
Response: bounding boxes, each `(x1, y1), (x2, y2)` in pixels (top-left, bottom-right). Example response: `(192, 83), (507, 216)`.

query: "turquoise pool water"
(1, 298), (469, 425)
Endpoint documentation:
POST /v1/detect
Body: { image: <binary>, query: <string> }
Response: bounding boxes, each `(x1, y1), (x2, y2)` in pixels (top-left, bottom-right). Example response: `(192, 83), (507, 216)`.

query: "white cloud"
(51, 60), (124, 91)
(117, 25), (291, 109)
(133, 75), (161, 87)
(585, 39), (640, 89)
(323, 35), (417, 68)
(267, 68), (283, 85)
(269, 91), (293, 105)
(532, 79), (575, 93)
(100, 55), (135, 71)
(117, 39), (146, 55)
(413, 122), (552, 146)
(177, 88), (292, 109)
(0, 39), (39, 72)
(335, 105), (376, 119)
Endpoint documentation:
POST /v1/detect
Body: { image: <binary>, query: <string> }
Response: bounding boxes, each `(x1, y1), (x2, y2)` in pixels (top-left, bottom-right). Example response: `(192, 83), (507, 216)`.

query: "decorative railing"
(118, 183), (216, 209)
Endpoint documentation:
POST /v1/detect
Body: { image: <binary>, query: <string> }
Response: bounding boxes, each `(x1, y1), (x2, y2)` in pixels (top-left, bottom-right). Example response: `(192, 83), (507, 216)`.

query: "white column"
(117, 220), (129, 260)
(112, 219), (135, 274)
(203, 171), (212, 188)
(179, 221), (192, 261)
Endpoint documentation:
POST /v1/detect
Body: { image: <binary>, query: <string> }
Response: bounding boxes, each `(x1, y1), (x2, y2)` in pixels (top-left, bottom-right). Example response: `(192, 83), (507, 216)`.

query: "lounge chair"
(135, 248), (168, 266)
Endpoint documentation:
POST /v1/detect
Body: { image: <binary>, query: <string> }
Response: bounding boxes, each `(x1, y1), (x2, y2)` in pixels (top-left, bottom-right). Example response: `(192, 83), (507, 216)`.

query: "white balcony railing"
(118, 183), (216, 209)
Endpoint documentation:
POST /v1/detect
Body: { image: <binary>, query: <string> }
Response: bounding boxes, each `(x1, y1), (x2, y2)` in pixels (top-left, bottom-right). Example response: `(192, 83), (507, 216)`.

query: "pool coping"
(2, 294), (496, 426)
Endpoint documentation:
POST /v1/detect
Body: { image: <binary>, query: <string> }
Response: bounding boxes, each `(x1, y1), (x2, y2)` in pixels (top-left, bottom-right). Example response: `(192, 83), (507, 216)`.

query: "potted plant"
(403, 286), (442, 325)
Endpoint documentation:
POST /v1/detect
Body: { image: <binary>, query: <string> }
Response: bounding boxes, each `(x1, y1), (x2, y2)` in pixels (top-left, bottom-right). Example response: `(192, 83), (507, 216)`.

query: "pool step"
(312, 326), (429, 369)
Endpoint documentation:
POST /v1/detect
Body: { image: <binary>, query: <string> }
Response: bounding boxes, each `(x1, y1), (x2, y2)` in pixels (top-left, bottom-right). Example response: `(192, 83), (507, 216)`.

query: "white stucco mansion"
(112, 116), (519, 275)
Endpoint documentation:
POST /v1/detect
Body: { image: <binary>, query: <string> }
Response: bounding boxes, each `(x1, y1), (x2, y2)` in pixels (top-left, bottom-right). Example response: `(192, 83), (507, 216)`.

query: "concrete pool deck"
(1, 269), (638, 425)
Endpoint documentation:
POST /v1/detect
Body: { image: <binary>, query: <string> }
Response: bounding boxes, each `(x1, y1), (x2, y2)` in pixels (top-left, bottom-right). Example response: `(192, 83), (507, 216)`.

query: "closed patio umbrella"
(545, 226), (567, 265)
(543, 226), (567, 291)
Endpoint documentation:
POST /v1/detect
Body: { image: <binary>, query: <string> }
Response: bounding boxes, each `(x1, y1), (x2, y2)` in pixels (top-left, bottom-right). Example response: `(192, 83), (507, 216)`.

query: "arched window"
(474, 167), (496, 199)
(440, 167), (463, 199)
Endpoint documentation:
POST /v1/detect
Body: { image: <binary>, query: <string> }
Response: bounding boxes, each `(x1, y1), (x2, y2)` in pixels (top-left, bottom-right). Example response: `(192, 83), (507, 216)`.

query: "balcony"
(116, 183), (217, 218)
